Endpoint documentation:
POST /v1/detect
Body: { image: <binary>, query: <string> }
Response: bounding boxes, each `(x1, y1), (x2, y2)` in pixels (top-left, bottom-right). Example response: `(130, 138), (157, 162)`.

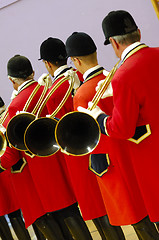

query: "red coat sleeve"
(0, 146), (21, 169)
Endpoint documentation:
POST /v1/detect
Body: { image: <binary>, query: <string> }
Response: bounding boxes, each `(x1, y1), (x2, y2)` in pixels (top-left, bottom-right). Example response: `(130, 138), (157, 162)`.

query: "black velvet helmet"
(66, 32), (97, 57)
(39, 37), (67, 62)
(102, 10), (138, 45)
(7, 55), (33, 79)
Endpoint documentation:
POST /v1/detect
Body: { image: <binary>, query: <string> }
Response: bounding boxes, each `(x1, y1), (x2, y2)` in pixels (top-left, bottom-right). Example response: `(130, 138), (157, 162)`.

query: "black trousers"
(132, 216), (159, 240)
(0, 215), (14, 240)
(93, 215), (126, 240)
(8, 209), (32, 240)
(35, 202), (93, 240)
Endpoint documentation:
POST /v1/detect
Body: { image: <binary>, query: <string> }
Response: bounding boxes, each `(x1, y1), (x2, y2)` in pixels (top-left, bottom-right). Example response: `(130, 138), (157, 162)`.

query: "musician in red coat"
(65, 31), (155, 239)
(1, 61), (67, 239)
(5, 54), (93, 240)
(38, 38), (100, 240)
(39, 36), (127, 240)
(78, 11), (159, 239)
(0, 97), (36, 240)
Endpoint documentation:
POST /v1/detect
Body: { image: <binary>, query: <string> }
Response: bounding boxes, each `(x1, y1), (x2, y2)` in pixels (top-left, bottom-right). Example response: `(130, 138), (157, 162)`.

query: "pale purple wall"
(0, 0), (158, 105)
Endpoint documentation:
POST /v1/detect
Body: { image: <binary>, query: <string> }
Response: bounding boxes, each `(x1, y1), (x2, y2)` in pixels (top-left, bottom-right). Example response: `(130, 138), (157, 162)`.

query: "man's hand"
(77, 102), (104, 119)
(95, 80), (113, 99)
(38, 73), (52, 88)
(64, 69), (81, 90)
(0, 124), (6, 134)
(11, 90), (18, 100)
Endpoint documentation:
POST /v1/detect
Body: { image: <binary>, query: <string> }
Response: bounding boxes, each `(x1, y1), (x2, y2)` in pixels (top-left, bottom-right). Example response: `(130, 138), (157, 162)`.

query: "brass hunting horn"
(6, 77), (50, 151)
(24, 73), (75, 157)
(0, 108), (10, 157)
(55, 61), (120, 156)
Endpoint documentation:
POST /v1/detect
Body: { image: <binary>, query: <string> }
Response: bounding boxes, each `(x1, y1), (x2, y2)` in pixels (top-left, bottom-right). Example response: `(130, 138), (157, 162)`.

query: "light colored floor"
(86, 221), (138, 240)
(6, 218), (139, 240)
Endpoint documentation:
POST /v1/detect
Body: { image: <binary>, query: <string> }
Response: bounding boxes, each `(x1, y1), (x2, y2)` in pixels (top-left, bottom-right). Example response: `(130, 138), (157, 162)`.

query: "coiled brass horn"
(0, 109), (9, 157)
(24, 73), (75, 157)
(55, 61), (120, 156)
(6, 77), (50, 151)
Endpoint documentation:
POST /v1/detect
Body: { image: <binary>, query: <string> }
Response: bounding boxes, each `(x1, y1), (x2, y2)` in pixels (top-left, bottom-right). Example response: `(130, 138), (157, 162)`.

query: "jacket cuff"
(97, 113), (109, 135)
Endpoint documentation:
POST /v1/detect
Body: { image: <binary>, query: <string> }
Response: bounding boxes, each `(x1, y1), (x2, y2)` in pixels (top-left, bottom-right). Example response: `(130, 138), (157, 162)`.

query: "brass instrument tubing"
(88, 60), (120, 111)
(35, 75), (74, 119)
(31, 76), (50, 115)
(0, 109), (9, 125)
(22, 84), (41, 112)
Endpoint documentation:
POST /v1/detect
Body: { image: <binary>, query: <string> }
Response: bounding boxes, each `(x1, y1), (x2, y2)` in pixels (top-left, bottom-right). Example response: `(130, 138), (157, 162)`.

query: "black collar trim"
(54, 67), (72, 81)
(122, 43), (148, 63)
(18, 80), (36, 94)
(84, 67), (104, 83)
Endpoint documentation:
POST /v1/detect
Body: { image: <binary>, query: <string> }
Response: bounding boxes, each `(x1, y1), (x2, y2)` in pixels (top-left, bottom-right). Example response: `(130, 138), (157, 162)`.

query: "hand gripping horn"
(55, 61), (120, 156)
(24, 72), (75, 157)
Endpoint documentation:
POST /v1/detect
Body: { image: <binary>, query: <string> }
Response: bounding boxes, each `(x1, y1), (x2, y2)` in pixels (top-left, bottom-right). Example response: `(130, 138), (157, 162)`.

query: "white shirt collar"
(54, 65), (68, 78)
(121, 42), (141, 61)
(83, 65), (101, 80)
(18, 79), (34, 92)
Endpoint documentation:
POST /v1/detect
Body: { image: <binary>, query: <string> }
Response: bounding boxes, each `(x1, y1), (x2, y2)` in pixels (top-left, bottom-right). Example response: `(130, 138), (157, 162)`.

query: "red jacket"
(0, 168), (20, 216)
(2, 80), (76, 226)
(46, 68), (107, 220)
(1, 147), (46, 228)
(0, 105), (21, 216)
(74, 66), (147, 225)
(99, 46), (159, 222)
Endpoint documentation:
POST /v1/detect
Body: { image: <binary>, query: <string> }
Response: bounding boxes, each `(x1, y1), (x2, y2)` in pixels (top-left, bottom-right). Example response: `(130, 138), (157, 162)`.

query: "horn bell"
(6, 113), (36, 151)
(55, 111), (101, 156)
(24, 117), (60, 157)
